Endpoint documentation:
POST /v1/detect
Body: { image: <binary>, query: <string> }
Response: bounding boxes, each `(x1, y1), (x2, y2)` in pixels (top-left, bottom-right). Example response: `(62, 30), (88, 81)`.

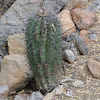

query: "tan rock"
(0, 54), (33, 94)
(79, 30), (88, 36)
(71, 8), (96, 30)
(57, 10), (76, 37)
(79, 30), (93, 45)
(55, 85), (64, 95)
(43, 90), (55, 100)
(88, 59), (100, 79)
(7, 33), (26, 55)
(80, 35), (93, 45)
(65, 0), (83, 10)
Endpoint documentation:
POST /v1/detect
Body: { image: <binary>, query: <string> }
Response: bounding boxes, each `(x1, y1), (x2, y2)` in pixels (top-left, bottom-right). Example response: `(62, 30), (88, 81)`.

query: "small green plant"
(25, 13), (62, 91)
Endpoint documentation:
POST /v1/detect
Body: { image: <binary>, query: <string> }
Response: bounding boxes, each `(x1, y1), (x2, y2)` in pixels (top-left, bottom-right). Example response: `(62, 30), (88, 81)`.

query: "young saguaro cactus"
(25, 13), (62, 91)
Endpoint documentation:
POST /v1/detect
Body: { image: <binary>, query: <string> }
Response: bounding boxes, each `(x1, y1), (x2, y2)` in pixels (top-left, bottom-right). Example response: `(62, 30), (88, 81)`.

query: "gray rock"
(66, 32), (79, 42)
(88, 34), (98, 40)
(0, 0), (41, 41)
(29, 92), (44, 100)
(0, 85), (9, 99)
(87, 0), (100, 12)
(63, 50), (77, 63)
(72, 80), (85, 88)
(74, 34), (88, 55)
(61, 41), (70, 51)
(0, 0), (68, 42)
(14, 94), (29, 100)
(70, 43), (79, 55)
(0, 0), (70, 56)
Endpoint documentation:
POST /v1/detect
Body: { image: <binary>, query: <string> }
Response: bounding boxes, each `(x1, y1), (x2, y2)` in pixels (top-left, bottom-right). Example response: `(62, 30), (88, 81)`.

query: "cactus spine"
(25, 14), (62, 91)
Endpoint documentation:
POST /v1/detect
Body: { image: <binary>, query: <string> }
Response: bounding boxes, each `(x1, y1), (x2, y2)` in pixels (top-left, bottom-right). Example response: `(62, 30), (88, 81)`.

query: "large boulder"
(0, 0), (69, 42)
(71, 8), (96, 29)
(57, 10), (76, 37)
(7, 33), (26, 55)
(0, 54), (33, 94)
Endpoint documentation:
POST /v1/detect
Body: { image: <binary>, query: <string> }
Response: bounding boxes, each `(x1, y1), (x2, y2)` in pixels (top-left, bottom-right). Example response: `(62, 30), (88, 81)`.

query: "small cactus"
(25, 13), (62, 91)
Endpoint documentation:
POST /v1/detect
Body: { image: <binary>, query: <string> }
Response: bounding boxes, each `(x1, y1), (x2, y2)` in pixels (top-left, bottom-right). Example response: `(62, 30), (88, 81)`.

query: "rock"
(0, 99), (8, 100)
(70, 43), (79, 55)
(79, 29), (94, 45)
(43, 90), (55, 100)
(66, 90), (74, 98)
(29, 92), (44, 100)
(0, 54), (33, 94)
(55, 85), (64, 95)
(57, 10), (76, 37)
(14, 94), (29, 100)
(0, 0), (69, 43)
(7, 33), (26, 55)
(88, 59), (100, 79)
(87, 0), (100, 12)
(66, 34), (88, 54)
(88, 34), (98, 41)
(80, 34), (94, 45)
(74, 34), (89, 55)
(63, 50), (77, 63)
(66, 32), (78, 42)
(65, 0), (82, 10)
(0, 85), (9, 99)
(71, 8), (96, 30)
(72, 80), (85, 88)
(61, 41), (70, 51)
(79, 30), (88, 36)
(42, 0), (68, 14)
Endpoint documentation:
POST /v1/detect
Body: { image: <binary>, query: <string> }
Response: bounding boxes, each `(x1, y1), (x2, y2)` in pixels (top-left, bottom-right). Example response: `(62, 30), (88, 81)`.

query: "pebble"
(72, 80), (85, 88)
(63, 50), (77, 63)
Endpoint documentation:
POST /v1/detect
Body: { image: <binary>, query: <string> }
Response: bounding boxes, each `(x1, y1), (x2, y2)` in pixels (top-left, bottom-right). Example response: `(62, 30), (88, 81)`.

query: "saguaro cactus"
(25, 13), (62, 91)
